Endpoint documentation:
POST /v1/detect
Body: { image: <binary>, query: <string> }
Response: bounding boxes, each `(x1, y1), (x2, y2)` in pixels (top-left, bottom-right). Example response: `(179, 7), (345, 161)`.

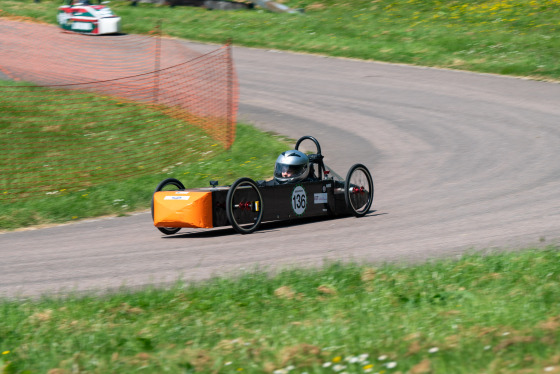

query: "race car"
(57, 0), (121, 35)
(152, 136), (374, 235)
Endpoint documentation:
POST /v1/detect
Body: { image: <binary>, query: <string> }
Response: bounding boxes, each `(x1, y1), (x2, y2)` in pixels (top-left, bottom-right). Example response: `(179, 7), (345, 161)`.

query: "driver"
(273, 150), (309, 184)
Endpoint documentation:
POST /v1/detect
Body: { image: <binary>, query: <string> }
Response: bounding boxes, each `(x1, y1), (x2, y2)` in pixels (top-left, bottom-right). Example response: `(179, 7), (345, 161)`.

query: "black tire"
(226, 177), (264, 234)
(152, 178), (185, 235)
(344, 164), (374, 217)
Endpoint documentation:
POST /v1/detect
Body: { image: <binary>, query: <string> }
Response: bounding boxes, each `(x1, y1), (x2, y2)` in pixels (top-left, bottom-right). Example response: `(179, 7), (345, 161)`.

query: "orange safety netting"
(0, 18), (238, 201)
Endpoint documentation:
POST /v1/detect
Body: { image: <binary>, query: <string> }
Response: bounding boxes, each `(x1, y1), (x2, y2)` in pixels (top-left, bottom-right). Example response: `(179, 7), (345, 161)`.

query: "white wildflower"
(386, 362), (397, 369)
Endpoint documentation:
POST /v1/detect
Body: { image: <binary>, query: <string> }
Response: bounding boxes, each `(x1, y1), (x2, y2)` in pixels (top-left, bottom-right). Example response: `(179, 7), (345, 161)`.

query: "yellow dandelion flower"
(333, 356), (342, 363)
(2, 351), (10, 355)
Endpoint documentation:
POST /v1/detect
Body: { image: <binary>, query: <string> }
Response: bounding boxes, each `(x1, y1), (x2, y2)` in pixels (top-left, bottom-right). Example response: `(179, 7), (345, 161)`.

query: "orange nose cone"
(153, 191), (213, 229)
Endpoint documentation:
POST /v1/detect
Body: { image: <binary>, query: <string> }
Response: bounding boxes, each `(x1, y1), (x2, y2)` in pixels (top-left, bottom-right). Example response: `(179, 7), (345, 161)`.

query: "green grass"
(0, 81), (221, 195)
(1, 248), (560, 373)
(1, 0), (559, 80)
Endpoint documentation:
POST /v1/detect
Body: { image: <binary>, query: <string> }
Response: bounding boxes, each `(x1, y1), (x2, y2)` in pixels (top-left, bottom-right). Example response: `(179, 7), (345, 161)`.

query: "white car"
(57, 0), (121, 35)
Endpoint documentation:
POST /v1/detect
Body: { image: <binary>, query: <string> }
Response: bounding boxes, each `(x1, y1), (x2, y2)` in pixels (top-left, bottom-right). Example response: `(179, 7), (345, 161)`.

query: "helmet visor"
(274, 163), (307, 180)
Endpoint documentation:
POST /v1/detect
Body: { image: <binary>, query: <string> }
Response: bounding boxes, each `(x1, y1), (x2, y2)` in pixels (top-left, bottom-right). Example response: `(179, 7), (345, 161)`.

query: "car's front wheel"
(344, 164), (374, 217)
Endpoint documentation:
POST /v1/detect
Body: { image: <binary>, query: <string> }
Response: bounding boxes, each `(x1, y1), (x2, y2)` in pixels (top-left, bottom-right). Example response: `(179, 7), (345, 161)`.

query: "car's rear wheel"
(226, 177), (264, 234)
(152, 178), (185, 235)
(344, 164), (374, 217)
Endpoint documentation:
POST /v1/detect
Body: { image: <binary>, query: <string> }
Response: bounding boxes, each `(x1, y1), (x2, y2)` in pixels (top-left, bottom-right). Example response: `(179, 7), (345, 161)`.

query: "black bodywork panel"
(208, 179), (348, 228)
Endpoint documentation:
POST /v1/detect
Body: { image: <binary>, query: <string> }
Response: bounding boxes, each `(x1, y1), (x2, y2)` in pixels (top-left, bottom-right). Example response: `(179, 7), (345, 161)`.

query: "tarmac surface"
(1, 31), (560, 298)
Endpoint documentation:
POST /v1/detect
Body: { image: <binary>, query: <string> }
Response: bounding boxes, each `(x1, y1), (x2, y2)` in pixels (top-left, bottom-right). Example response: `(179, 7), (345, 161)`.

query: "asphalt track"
(2, 39), (560, 298)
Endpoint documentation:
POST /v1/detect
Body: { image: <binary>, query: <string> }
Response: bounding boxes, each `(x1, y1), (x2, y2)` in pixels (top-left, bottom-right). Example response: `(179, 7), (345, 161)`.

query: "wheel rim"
(227, 179), (263, 234)
(347, 167), (373, 215)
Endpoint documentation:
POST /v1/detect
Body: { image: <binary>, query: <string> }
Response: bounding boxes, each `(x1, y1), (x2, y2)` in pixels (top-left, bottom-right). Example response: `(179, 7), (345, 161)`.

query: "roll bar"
(295, 135), (325, 180)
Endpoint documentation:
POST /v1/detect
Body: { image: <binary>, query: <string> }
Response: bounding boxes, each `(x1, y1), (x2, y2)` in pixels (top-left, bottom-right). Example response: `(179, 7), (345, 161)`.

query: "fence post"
(226, 39), (234, 149)
(154, 20), (162, 104)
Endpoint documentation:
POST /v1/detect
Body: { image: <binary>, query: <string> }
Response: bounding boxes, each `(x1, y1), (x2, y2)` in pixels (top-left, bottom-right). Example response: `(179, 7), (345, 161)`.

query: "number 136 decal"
(291, 185), (307, 215)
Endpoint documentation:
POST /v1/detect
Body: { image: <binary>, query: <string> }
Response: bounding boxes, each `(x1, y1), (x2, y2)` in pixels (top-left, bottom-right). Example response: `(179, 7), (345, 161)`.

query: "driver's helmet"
(274, 150), (309, 184)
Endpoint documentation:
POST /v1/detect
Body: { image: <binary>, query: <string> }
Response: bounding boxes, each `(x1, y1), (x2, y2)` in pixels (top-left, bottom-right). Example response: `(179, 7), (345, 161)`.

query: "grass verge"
(1, 248), (560, 373)
(0, 0), (559, 80)
(1, 81), (224, 198)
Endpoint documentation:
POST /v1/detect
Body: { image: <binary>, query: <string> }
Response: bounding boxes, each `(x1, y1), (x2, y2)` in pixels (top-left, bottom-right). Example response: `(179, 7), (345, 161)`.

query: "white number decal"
(291, 186), (307, 215)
